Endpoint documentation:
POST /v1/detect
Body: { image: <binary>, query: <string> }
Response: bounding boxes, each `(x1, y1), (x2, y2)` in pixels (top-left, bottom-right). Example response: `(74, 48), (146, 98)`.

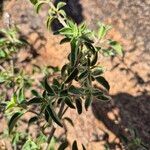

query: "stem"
(46, 126), (56, 150)
(10, 57), (15, 93)
(10, 59), (14, 76)
(48, 1), (67, 27)
(58, 14), (67, 27)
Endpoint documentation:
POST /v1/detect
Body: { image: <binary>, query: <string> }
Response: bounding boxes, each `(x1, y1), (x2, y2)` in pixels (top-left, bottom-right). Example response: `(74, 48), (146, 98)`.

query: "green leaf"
(81, 35), (94, 44)
(90, 52), (98, 66)
(72, 140), (78, 150)
(67, 20), (75, 28)
(46, 17), (54, 30)
(92, 88), (103, 96)
(63, 117), (74, 127)
(6, 93), (17, 110)
(98, 25), (106, 39)
(51, 85), (59, 94)
(8, 112), (23, 134)
(0, 75), (6, 83)
(98, 23), (111, 39)
(109, 40), (123, 55)
(84, 42), (96, 53)
(31, 89), (41, 97)
(59, 27), (73, 36)
(73, 23), (78, 37)
(17, 87), (25, 104)
(68, 85), (82, 95)
(46, 105), (63, 127)
(75, 98), (82, 114)
(96, 94), (111, 101)
(64, 97), (75, 109)
(59, 89), (68, 97)
(85, 95), (92, 111)
(0, 50), (7, 58)
(44, 78), (55, 96)
(92, 67), (104, 77)
(57, 2), (66, 10)
(70, 39), (79, 66)
(61, 64), (68, 77)
(60, 38), (70, 44)
(59, 10), (66, 18)
(26, 97), (42, 105)
(95, 76), (110, 91)
(22, 139), (38, 150)
(44, 108), (52, 124)
(6, 101), (16, 110)
(58, 141), (68, 150)
(30, 0), (38, 5)
(35, 1), (45, 13)
(53, 79), (60, 87)
(78, 70), (88, 80)
(42, 90), (47, 98)
(28, 116), (38, 126)
(48, 137), (56, 150)
(65, 68), (79, 83)
(45, 108), (49, 123)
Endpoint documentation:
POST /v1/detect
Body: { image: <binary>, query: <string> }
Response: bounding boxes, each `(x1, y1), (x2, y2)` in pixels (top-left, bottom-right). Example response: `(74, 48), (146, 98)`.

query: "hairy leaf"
(59, 89), (68, 97)
(61, 64), (68, 77)
(63, 117), (74, 127)
(90, 52), (98, 66)
(26, 97), (43, 105)
(46, 105), (63, 127)
(8, 112), (23, 133)
(44, 78), (55, 96)
(78, 70), (88, 80)
(95, 76), (110, 91)
(65, 68), (79, 83)
(96, 94), (111, 101)
(64, 97), (75, 109)
(31, 89), (41, 97)
(92, 89), (103, 96)
(92, 67), (104, 77)
(28, 116), (38, 126)
(68, 85), (81, 95)
(57, 2), (66, 10)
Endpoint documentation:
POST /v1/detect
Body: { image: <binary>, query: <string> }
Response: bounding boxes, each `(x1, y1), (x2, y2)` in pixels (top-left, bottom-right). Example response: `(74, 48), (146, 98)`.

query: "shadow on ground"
(92, 92), (150, 148)
(51, 0), (84, 31)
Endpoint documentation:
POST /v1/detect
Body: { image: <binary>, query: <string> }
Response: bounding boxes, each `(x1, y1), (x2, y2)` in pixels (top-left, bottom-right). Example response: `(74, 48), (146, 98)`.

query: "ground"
(0, 0), (150, 149)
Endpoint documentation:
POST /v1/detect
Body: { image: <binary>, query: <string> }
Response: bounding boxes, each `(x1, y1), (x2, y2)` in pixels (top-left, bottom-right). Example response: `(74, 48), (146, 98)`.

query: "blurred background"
(0, 0), (150, 149)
